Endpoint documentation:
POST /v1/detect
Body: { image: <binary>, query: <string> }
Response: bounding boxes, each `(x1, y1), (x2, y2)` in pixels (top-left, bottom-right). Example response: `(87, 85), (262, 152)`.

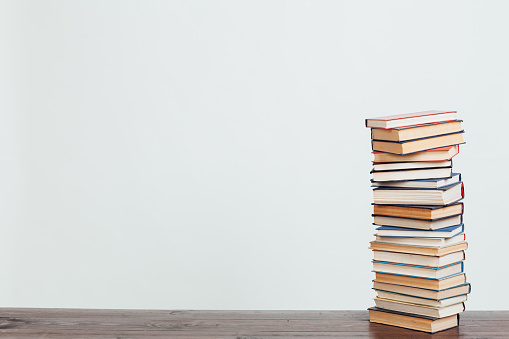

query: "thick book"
(371, 167), (453, 182)
(373, 250), (465, 268)
(375, 224), (464, 238)
(373, 145), (459, 163)
(376, 291), (467, 308)
(373, 214), (462, 230)
(374, 298), (465, 318)
(375, 272), (467, 290)
(372, 173), (461, 188)
(368, 307), (459, 333)
(373, 160), (452, 172)
(373, 182), (464, 205)
(375, 233), (465, 247)
(372, 261), (463, 279)
(365, 110), (458, 129)
(369, 240), (468, 256)
(373, 281), (471, 300)
(373, 202), (463, 220)
(371, 120), (463, 141)
(372, 131), (464, 155)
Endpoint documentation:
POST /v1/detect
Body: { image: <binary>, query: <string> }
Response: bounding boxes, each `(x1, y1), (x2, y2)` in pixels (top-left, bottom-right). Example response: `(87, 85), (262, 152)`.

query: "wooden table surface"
(0, 309), (506, 338)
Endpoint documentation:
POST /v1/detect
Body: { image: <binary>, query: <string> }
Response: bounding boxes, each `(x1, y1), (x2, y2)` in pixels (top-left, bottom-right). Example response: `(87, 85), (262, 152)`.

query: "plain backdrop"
(1, 0), (508, 310)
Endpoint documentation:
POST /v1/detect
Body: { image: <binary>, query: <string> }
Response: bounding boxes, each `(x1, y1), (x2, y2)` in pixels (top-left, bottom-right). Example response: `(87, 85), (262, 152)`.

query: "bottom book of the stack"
(369, 307), (460, 333)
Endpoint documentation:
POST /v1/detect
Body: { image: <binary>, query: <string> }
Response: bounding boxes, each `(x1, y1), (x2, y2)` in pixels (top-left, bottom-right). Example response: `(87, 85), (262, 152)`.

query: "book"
(373, 250), (465, 268)
(374, 298), (465, 318)
(375, 224), (464, 238)
(372, 173), (461, 188)
(365, 110), (458, 129)
(371, 167), (453, 182)
(373, 202), (463, 220)
(373, 145), (459, 163)
(372, 261), (463, 279)
(375, 233), (465, 247)
(368, 307), (459, 333)
(376, 291), (467, 307)
(373, 214), (462, 230)
(372, 132), (464, 155)
(373, 160), (452, 171)
(373, 281), (471, 300)
(369, 241), (468, 256)
(371, 120), (463, 141)
(373, 182), (464, 205)
(375, 272), (467, 290)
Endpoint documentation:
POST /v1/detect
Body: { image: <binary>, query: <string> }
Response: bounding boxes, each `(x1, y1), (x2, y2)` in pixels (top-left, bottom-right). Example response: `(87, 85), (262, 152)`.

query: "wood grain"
(0, 309), (506, 338)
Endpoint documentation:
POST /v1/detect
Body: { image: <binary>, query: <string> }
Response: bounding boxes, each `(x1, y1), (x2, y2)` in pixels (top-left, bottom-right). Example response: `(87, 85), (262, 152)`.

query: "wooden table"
(0, 309), (506, 338)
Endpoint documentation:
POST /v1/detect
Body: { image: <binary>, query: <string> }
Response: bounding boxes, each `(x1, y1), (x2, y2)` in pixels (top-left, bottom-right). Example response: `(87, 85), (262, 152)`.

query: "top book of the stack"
(366, 110), (457, 129)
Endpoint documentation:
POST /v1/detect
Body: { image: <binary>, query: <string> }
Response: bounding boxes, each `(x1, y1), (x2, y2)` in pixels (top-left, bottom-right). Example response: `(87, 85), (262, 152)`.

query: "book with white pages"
(374, 298), (465, 318)
(371, 167), (452, 182)
(373, 182), (463, 205)
(375, 233), (465, 247)
(372, 261), (463, 279)
(375, 291), (467, 308)
(372, 173), (461, 188)
(373, 250), (465, 267)
(373, 214), (462, 230)
(373, 160), (452, 171)
(375, 224), (464, 239)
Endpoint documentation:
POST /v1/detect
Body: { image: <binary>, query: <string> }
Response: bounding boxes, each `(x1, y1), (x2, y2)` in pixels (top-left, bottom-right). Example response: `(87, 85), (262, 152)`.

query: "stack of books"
(365, 110), (470, 333)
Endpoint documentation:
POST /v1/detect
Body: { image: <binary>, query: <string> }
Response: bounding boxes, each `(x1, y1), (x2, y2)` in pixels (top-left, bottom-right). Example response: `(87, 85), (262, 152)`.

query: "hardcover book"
(370, 120), (463, 141)
(372, 145), (459, 162)
(368, 307), (459, 333)
(369, 240), (468, 256)
(372, 173), (461, 188)
(374, 224), (465, 238)
(372, 202), (463, 220)
(372, 131), (464, 155)
(373, 182), (464, 205)
(365, 110), (458, 129)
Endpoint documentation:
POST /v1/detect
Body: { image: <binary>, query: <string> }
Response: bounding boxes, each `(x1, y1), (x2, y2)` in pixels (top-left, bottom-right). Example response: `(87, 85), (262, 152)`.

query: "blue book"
(372, 261), (464, 280)
(372, 173), (461, 189)
(375, 224), (464, 238)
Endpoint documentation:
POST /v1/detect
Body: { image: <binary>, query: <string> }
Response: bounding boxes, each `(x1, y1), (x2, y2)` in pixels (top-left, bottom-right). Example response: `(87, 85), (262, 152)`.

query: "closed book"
(374, 298), (465, 318)
(371, 167), (452, 182)
(372, 261), (463, 279)
(373, 202), (463, 220)
(373, 214), (462, 230)
(373, 250), (465, 268)
(365, 110), (457, 129)
(371, 120), (463, 141)
(373, 182), (464, 206)
(373, 145), (459, 162)
(373, 281), (471, 300)
(372, 173), (461, 188)
(375, 224), (464, 238)
(375, 233), (465, 247)
(375, 272), (467, 290)
(373, 160), (452, 171)
(372, 132), (464, 155)
(368, 307), (459, 333)
(376, 291), (467, 307)
(369, 240), (468, 256)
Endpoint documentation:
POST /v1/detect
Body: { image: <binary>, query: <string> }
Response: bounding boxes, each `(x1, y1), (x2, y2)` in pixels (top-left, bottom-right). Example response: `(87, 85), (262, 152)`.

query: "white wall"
(1, 0), (508, 310)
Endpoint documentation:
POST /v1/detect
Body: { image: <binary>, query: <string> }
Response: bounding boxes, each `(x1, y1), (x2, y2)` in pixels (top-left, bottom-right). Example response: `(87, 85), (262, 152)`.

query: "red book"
(366, 110), (457, 129)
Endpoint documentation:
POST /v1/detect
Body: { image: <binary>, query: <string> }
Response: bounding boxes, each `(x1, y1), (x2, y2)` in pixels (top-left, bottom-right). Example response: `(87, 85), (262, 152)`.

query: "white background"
(1, 0), (508, 310)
